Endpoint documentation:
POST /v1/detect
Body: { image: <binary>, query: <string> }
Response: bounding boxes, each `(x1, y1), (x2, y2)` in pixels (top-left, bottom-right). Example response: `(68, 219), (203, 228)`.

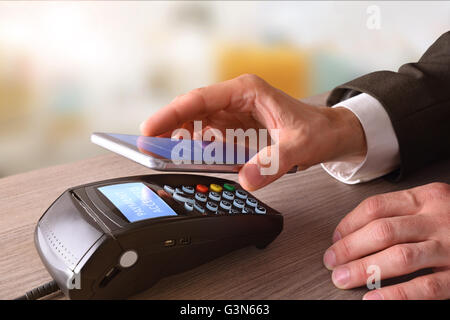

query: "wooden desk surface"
(1, 93), (449, 300)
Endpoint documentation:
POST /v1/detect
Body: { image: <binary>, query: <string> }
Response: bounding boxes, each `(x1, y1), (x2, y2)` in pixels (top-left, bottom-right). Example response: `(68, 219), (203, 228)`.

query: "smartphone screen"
(92, 132), (297, 173)
(102, 133), (257, 164)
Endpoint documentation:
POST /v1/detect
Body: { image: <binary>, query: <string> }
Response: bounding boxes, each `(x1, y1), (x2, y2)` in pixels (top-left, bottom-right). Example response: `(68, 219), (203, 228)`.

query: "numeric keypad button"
(163, 185), (175, 194)
(173, 192), (195, 204)
(195, 192), (207, 203)
(222, 190), (234, 201)
(194, 202), (205, 214)
(206, 201), (218, 212)
(255, 206), (266, 214)
(233, 198), (245, 209)
(208, 191), (221, 202)
(246, 198), (257, 207)
(235, 189), (248, 200)
(182, 186), (195, 194)
(219, 200), (232, 211)
(230, 208), (240, 214)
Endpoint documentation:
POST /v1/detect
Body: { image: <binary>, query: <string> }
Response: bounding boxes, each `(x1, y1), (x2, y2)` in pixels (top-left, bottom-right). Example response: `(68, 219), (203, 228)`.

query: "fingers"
(324, 214), (432, 269)
(238, 142), (296, 191)
(363, 269), (450, 300)
(433, 266), (450, 272)
(330, 240), (447, 289)
(140, 75), (263, 137)
(333, 188), (422, 243)
(140, 90), (208, 136)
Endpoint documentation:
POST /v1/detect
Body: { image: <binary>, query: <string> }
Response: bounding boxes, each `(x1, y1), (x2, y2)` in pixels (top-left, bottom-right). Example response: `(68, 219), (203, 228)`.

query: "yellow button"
(210, 184), (223, 193)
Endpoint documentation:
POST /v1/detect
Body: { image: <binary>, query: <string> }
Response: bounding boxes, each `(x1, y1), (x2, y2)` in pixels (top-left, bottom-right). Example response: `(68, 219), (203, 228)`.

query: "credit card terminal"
(35, 174), (283, 299)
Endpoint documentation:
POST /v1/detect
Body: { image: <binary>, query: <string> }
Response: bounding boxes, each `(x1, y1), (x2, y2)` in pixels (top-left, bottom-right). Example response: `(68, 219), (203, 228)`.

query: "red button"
(196, 184), (208, 193)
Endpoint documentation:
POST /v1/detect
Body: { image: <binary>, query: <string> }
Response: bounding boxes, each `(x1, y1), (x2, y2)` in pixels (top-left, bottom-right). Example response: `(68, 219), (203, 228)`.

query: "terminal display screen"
(98, 182), (177, 222)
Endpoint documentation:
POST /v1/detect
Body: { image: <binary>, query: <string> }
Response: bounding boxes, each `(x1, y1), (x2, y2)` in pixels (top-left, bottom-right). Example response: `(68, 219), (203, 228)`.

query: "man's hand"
(140, 74), (366, 190)
(323, 182), (450, 300)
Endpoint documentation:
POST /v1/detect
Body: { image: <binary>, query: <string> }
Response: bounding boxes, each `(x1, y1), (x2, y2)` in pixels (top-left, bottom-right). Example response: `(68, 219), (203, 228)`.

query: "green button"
(223, 183), (236, 192)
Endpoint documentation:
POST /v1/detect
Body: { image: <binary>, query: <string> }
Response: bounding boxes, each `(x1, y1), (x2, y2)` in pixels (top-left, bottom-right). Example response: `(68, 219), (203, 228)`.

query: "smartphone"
(91, 132), (297, 173)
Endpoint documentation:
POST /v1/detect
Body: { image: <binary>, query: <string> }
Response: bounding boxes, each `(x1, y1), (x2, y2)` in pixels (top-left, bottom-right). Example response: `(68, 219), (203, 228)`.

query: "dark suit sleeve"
(327, 31), (450, 181)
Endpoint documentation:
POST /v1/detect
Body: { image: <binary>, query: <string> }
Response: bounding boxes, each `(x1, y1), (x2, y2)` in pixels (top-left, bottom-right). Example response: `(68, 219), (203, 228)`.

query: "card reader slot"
(71, 192), (113, 233)
(99, 267), (121, 288)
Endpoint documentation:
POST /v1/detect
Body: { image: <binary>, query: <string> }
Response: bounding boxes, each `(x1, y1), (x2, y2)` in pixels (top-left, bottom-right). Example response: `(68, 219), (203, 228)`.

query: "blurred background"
(0, 1), (449, 177)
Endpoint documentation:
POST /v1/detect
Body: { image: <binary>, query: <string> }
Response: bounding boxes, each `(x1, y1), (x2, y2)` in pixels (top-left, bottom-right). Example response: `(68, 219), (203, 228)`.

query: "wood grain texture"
(0, 93), (449, 300)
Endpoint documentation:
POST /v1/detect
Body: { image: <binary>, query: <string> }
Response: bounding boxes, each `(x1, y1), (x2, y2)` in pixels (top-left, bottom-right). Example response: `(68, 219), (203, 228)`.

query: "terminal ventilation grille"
(40, 220), (79, 269)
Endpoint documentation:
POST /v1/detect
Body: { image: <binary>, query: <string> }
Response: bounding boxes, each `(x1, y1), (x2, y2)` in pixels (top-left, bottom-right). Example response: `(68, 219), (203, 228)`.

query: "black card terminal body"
(34, 174), (283, 299)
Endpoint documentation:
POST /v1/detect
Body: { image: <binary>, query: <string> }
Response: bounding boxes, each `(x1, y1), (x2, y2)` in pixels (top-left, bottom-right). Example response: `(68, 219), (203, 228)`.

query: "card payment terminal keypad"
(163, 183), (267, 216)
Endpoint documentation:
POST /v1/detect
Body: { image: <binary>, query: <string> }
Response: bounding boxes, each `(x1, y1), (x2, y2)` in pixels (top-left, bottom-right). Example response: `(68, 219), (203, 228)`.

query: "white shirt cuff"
(321, 93), (400, 184)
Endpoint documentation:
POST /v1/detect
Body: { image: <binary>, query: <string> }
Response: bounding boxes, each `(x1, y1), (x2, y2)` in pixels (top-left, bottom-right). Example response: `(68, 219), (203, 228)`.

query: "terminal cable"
(14, 280), (60, 300)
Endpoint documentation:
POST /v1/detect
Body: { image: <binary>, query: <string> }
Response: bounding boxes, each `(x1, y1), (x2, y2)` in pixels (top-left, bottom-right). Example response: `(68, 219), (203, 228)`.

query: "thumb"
(238, 143), (295, 191)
